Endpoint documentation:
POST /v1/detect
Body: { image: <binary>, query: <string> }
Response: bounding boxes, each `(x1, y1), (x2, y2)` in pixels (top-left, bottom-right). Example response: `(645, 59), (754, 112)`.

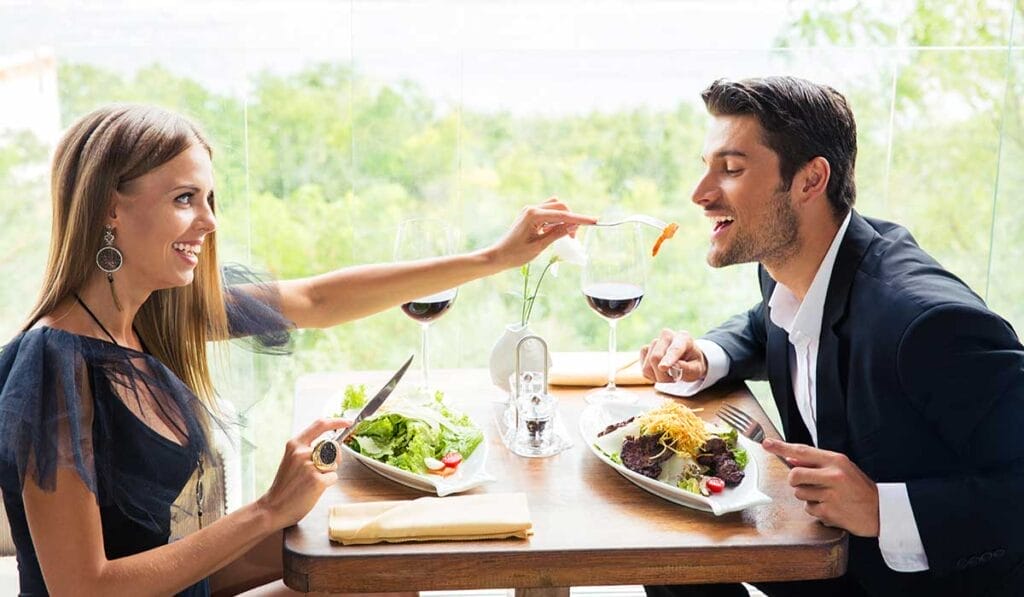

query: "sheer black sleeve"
(222, 263), (295, 355)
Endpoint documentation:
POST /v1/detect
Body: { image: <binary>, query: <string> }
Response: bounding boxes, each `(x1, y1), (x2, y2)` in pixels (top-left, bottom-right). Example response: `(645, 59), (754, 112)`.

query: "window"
(1, 0), (1019, 495)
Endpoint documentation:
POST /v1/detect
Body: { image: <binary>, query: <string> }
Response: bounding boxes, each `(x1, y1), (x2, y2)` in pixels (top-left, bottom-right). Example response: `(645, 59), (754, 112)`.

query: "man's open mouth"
(712, 216), (735, 234)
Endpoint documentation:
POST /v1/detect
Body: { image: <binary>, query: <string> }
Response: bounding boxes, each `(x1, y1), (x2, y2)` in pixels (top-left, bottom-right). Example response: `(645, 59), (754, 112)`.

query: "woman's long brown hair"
(24, 104), (230, 412)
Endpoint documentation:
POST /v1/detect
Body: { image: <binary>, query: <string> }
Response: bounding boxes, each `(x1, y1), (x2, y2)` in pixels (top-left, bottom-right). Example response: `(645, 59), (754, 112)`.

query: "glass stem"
(420, 322), (430, 392)
(607, 318), (618, 391)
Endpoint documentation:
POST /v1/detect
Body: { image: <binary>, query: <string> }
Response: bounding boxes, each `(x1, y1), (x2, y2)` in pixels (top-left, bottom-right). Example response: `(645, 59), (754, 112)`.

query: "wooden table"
(284, 369), (847, 595)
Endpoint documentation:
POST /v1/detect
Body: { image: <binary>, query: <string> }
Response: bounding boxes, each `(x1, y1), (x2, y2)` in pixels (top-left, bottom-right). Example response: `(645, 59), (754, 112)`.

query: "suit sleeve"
(702, 300), (769, 383)
(897, 303), (1024, 576)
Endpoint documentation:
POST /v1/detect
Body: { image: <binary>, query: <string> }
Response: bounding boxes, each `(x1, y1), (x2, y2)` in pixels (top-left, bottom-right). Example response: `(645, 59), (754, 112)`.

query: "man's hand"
(639, 328), (708, 383)
(763, 438), (880, 537)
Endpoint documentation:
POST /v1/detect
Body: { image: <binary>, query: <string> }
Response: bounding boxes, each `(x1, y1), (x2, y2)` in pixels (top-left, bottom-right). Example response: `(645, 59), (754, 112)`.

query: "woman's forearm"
(279, 249), (502, 329)
(26, 467), (280, 597)
(95, 502), (276, 596)
(273, 200), (597, 330)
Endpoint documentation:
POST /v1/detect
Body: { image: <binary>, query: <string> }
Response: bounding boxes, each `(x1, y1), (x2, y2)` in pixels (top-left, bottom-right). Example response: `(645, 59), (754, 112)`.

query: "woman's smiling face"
(110, 142), (218, 292)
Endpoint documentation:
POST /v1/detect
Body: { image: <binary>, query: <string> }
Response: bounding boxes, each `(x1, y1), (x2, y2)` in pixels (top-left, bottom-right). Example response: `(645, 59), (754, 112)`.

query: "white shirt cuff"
(660, 339), (730, 396)
(877, 483), (930, 572)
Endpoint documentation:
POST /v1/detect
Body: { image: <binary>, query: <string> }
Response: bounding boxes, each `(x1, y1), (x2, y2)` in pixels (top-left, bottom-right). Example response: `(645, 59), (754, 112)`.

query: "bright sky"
(0, 0), (811, 114)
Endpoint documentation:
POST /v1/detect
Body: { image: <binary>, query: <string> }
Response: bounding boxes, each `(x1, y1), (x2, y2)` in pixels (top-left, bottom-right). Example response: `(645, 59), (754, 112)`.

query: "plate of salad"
(330, 386), (494, 496)
(579, 396), (771, 515)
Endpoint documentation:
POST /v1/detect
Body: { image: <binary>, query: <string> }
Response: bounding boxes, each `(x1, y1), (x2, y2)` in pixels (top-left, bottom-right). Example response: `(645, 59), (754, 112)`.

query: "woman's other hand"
(257, 417), (350, 529)
(486, 197), (597, 270)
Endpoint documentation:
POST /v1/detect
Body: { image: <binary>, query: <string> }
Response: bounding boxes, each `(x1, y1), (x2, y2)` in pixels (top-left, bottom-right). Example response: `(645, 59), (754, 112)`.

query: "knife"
(310, 354), (414, 472)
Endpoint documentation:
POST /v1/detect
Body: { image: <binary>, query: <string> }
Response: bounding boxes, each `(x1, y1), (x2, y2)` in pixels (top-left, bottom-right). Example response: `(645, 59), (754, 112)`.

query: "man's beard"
(707, 188), (800, 268)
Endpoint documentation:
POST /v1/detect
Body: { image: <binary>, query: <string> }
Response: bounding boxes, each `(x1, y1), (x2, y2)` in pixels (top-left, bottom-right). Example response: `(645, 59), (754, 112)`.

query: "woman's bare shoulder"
(32, 299), (95, 337)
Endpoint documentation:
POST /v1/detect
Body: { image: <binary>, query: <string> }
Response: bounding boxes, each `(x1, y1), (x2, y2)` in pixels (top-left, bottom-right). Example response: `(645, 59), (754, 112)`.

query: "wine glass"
(581, 223), (646, 405)
(394, 218), (457, 395)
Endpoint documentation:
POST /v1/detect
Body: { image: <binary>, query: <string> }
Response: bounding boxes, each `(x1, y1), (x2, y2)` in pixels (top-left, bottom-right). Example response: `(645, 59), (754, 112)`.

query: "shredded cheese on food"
(637, 401), (708, 456)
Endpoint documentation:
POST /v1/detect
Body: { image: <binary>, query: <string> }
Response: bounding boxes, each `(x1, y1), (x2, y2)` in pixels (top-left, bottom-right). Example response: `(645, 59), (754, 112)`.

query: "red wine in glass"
(401, 289), (457, 323)
(394, 218), (457, 395)
(581, 222), (646, 405)
(583, 283), (644, 319)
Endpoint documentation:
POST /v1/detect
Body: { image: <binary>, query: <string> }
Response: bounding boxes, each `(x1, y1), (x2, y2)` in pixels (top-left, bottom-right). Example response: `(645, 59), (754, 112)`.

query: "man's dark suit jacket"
(703, 211), (1024, 597)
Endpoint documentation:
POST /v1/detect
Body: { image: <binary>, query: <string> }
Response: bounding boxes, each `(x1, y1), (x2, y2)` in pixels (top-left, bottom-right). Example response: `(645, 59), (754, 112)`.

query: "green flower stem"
(523, 258), (556, 326)
(520, 263), (531, 327)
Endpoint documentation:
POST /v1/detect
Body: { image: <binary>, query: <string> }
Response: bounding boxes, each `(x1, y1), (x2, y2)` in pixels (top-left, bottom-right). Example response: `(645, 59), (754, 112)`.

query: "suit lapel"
(815, 211), (877, 453)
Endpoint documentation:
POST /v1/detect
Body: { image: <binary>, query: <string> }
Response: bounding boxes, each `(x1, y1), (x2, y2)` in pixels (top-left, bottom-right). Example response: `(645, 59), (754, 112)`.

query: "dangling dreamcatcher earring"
(96, 225), (124, 311)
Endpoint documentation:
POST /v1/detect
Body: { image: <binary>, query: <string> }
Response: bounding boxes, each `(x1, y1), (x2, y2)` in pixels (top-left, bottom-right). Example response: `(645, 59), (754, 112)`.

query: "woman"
(0, 104), (595, 596)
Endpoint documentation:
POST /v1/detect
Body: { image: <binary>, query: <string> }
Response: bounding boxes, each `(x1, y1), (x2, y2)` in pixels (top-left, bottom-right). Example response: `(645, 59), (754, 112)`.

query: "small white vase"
(489, 323), (550, 391)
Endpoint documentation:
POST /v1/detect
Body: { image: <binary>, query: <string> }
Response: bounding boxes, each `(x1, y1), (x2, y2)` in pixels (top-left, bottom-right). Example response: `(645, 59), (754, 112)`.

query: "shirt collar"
(768, 211), (853, 347)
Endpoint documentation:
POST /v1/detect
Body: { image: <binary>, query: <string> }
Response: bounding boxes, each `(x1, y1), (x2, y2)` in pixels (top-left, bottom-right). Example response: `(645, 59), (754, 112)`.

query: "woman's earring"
(96, 225), (124, 311)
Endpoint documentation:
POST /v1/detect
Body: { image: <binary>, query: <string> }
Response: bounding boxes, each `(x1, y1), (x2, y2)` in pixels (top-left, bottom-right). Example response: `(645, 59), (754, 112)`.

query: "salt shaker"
(509, 335), (559, 457)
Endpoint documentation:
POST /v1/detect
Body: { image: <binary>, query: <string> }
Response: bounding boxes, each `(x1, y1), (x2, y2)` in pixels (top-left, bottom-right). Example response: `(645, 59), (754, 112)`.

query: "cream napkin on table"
(329, 493), (533, 545)
(548, 351), (651, 386)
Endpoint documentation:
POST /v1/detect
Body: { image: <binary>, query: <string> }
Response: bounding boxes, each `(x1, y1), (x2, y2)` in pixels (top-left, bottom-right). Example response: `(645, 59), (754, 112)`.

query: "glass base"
(584, 385), (639, 405)
(500, 404), (573, 458)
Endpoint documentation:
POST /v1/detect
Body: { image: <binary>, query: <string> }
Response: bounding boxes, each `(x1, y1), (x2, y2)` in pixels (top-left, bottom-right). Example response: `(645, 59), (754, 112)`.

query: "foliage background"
(0, 0), (1020, 497)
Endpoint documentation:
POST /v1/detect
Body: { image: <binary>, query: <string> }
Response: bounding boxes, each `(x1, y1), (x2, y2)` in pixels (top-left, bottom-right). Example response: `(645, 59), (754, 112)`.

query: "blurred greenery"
(0, 0), (1020, 493)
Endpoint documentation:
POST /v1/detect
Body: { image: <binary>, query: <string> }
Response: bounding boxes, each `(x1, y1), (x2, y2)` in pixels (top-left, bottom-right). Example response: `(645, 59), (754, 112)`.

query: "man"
(640, 77), (1024, 597)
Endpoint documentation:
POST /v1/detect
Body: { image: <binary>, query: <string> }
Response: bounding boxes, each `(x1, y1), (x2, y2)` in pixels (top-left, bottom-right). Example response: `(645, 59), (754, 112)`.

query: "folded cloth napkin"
(548, 351), (651, 386)
(328, 492), (533, 545)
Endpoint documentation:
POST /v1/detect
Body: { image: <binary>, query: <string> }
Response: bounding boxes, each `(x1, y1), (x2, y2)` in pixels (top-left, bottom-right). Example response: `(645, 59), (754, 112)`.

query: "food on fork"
(651, 222), (679, 257)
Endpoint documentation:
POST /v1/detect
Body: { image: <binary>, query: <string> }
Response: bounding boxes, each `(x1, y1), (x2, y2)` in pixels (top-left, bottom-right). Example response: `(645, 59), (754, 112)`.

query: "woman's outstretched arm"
(273, 198), (596, 329)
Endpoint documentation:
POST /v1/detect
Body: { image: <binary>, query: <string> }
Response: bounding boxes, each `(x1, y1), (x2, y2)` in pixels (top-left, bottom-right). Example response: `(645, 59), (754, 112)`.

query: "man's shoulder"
(853, 215), (986, 315)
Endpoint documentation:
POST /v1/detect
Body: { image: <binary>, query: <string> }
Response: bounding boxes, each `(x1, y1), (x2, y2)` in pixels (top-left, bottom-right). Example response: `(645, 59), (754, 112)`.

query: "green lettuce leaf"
(346, 391), (483, 476)
(677, 477), (700, 494)
(732, 446), (749, 469)
(342, 384), (368, 410)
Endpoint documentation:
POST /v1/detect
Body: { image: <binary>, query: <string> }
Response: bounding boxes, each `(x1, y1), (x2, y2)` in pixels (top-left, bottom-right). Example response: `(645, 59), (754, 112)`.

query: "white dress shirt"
(675, 212), (929, 572)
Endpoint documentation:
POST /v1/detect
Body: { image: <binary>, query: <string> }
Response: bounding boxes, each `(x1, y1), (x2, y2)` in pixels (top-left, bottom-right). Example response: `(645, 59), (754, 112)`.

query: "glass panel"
(239, 41), (355, 492)
(459, 47), (898, 363)
(1015, 0), (1024, 47)
(899, 0), (1015, 47)
(0, 43), (56, 338)
(885, 48), (1009, 296)
(3, 0), (1022, 496)
(775, 0), (901, 47)
(987, 48), (1023, 330)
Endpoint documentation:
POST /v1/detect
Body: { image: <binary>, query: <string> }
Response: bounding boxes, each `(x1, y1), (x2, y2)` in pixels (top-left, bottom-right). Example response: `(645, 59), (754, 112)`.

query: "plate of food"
(330, 387), (494, 496)
(579, 396), (771, 515)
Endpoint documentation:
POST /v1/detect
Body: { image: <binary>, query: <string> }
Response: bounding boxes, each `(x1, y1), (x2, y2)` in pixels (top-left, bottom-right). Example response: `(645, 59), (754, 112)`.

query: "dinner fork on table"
(716, 403), (794, 469)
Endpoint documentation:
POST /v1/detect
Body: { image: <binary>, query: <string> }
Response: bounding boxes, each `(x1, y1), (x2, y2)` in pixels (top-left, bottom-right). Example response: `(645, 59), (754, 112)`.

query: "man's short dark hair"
(701, 76), (857, 219)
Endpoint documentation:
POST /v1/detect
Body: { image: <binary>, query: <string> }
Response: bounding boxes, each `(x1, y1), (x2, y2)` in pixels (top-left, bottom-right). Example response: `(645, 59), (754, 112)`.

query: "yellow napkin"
(328, 493), (533, 545)
(548, 351), (651, 386)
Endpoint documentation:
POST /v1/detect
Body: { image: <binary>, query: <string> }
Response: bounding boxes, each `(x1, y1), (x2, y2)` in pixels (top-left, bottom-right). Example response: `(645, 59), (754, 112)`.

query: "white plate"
(331, 400), (495, 497)
(341, 438), (494, 497)
(578, 395), (771, 515)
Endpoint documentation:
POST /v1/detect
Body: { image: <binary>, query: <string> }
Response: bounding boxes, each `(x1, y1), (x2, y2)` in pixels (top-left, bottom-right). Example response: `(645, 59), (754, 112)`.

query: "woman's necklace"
(73, 293), (205, 530)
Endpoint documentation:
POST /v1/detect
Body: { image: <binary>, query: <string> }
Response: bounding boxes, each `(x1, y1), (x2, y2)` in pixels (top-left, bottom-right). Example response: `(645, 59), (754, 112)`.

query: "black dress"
(0, 271), (292, 596)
